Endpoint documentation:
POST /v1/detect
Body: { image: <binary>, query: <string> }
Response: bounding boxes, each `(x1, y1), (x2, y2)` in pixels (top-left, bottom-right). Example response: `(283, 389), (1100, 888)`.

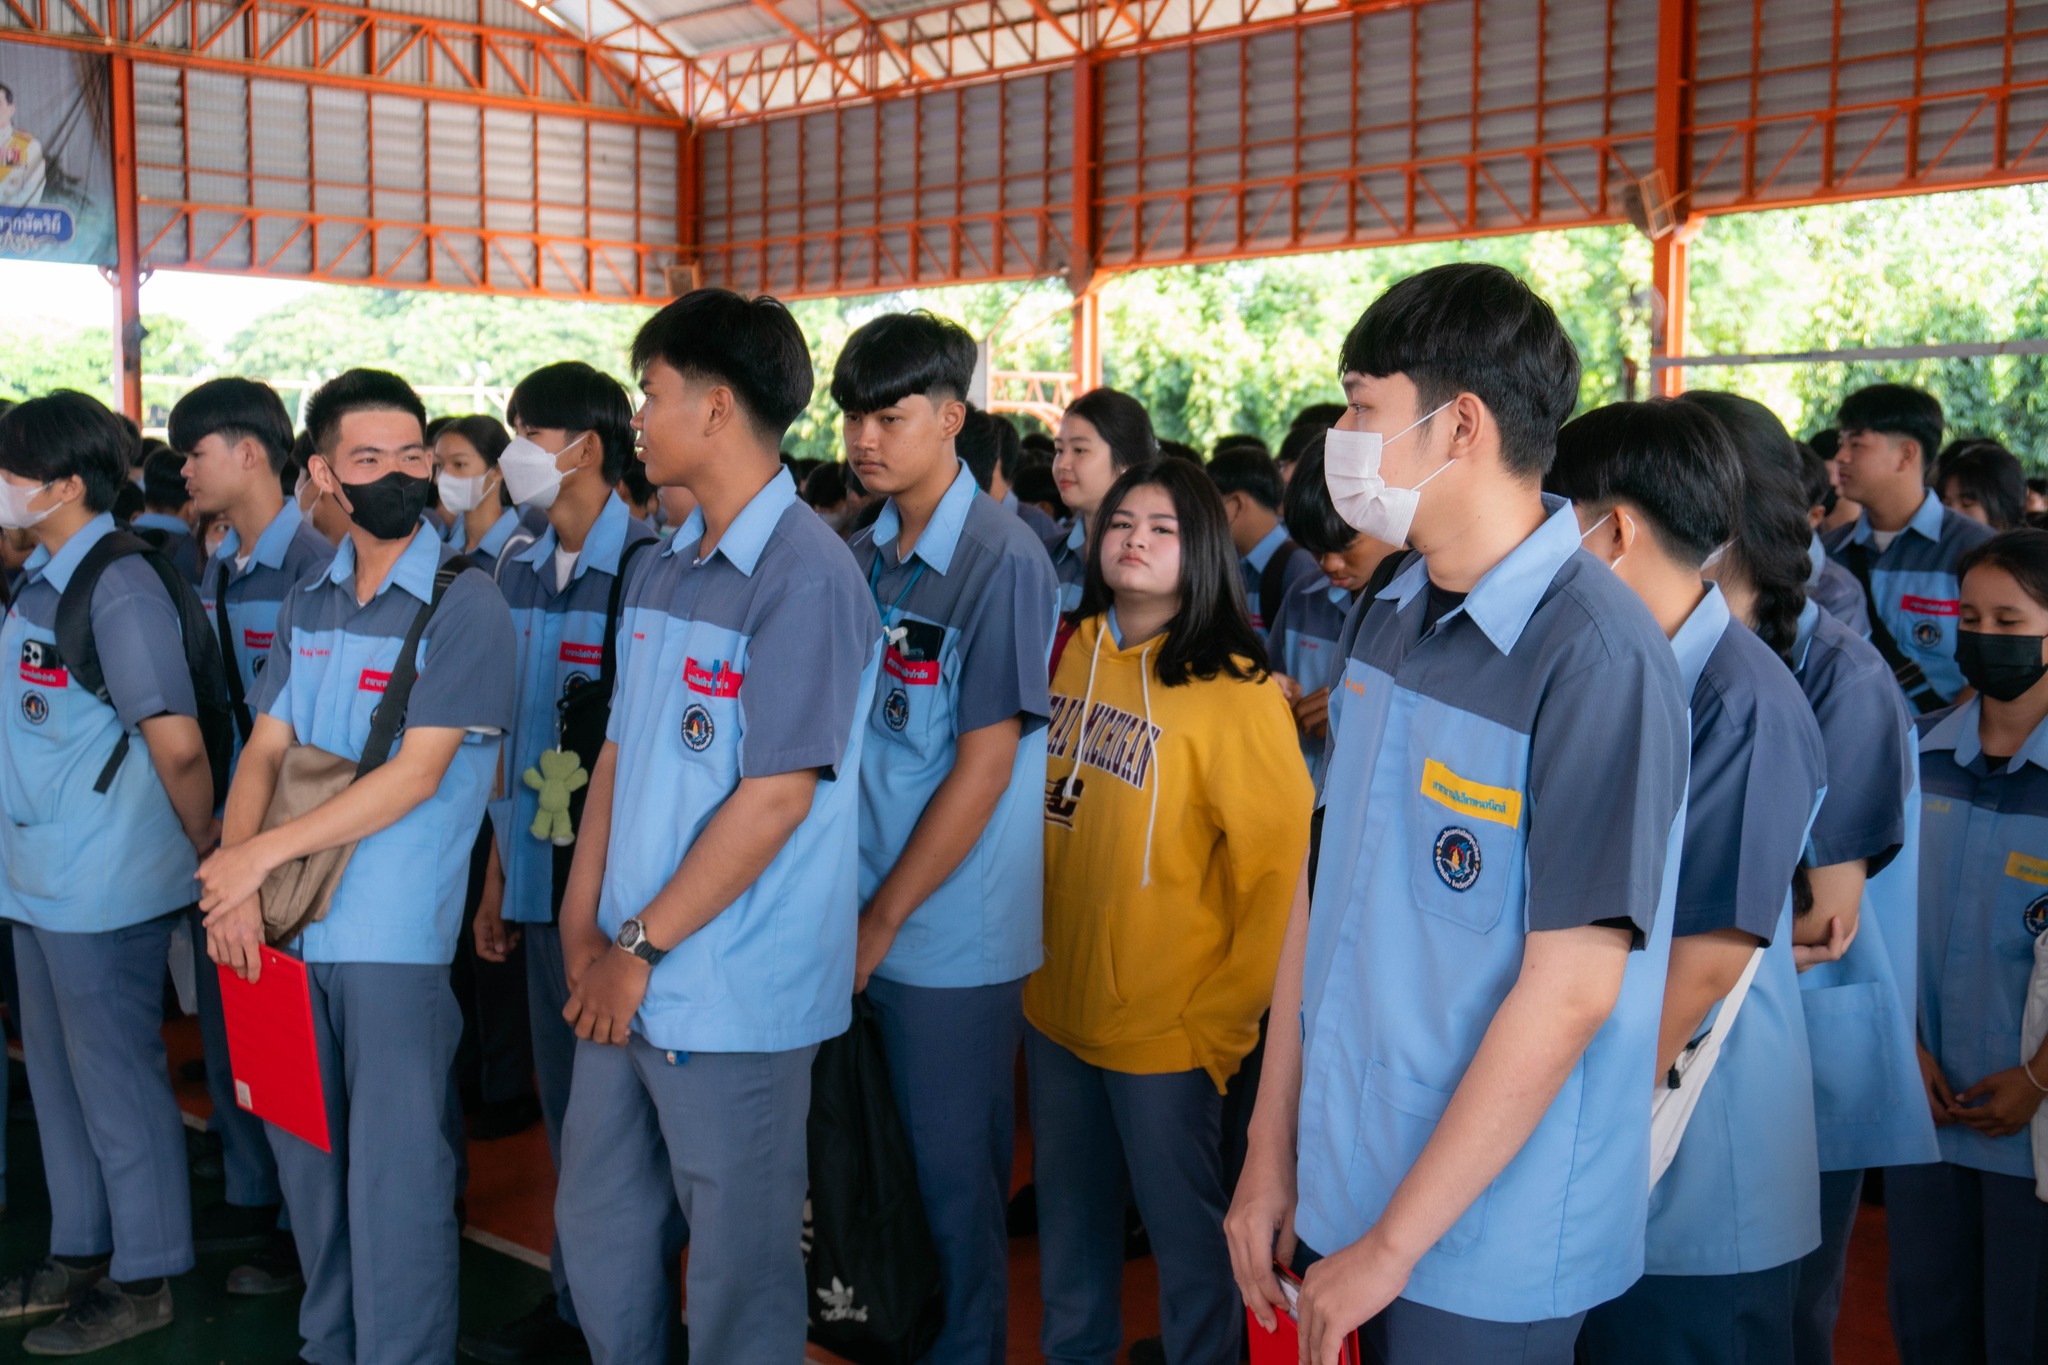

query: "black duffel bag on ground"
(804, 994), (945, 1365)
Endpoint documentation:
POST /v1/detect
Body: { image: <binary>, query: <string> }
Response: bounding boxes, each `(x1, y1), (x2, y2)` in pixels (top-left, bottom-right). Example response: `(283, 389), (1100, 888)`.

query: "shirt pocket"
(1803, 980), (1902, 1126)
(1349, 1060), (1491, 1257)
(871, 627), (955, 760)
(1405, 759), (1523, 936)
(2, 820), (72, 902)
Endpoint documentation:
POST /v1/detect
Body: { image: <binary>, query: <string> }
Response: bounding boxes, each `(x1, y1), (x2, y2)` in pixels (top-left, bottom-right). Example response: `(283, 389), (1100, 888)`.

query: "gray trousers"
(269, 961), (463, 1365)
(14, 917), (194, 1281)
(523, 921), (579, 1322)
(558, 1036), (814, 1365)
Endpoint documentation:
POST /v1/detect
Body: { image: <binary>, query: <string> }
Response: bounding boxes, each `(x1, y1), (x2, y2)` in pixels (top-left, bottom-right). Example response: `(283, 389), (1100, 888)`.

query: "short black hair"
(830, 311), (976, 415)
(1020, 431), (1056, 460)
(436, 413), (511, 466)
(1012, 462), (1065, 519)
(956, 407), (1001, 492)
(1208, 446), (1285, 511)
(142, 441), (190, 512)
(1276, 422), (1324, 471)
(1341, 262), (1581, 478)
(802, 461), (852, 509)
(1961, 527), (2048, 611)
(630, 289), (813, 441)
(1280, 430), (1355, 557)
(992, 414), (1022, 483)
(1157, 439), (1203, 464)
(619, 454), (657, 509)
(1064, 388), (1157, 470)
(506, 362), (634, 482)
(1291, 402), (1346, 431)
(1677, 390), (1813, 661)
(168, 377), (295, 473)
(1937, 439), (2027, 530)
(0, 390), (131, 513)
(1808, 428), (1839, 461)
(1547, 399), (1742, 566)
(1212, 433), (1270, 461)
(0, 84), (12, 107)
(1837, 383), (1943, 470)
(304, 368), (427, 456)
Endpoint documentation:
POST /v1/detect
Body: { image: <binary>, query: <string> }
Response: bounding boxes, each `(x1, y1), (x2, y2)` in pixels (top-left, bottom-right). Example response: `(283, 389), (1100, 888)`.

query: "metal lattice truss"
(2, 0), (2044, 303)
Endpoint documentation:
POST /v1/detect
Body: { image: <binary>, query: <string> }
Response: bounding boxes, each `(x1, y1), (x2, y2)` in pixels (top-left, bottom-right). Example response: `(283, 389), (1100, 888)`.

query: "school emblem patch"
(562, 670), (591, 696)
(1911, 619), (1942, 649)
(19, 691), (46, 726)
(2027, 893), (2048, 938)
(883, 688), (909, 731)
(250, 654), (266, 676)
(680, 703), (714, 752)
(1432, 826), (1481, 891)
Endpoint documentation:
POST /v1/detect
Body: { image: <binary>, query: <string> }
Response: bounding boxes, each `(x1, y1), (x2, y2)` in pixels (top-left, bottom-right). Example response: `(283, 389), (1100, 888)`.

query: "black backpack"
(56, 531), (235, 803)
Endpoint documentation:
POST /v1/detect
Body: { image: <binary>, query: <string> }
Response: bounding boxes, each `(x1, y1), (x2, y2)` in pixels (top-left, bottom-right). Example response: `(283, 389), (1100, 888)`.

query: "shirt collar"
(1922, 696), (2048, 775)
(518, 493), (634, 581)
(312, 525), (442, 603)
(1806, 533), (1827, 587)
(871, 462), (978, 575)
(132, 512), (188, 536)
(664, 468), (797, 577)
(475, 507), (523, 562)
(1669, 580), (1732, 698)
(1001, 489), (1019, 511)
(217, 499), (308, 575)
(26, 512), (117, 592)
(1851, 489), (1945, 548)
(1375, 495), (1583, 655)
(1792, 597), (1823, 673)
(1064, 517), (1086, 554)
(1244, 522), (1290, 574)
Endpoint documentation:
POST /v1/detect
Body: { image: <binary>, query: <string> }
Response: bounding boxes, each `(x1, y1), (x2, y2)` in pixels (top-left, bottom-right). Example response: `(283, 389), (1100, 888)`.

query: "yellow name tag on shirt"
(1420, 759), (1522, 828)
(2007, 852), (2048, 886)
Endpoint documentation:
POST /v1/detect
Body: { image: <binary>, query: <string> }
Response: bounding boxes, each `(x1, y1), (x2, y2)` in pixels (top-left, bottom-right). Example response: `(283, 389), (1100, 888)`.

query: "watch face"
(617, 919), (642, 949)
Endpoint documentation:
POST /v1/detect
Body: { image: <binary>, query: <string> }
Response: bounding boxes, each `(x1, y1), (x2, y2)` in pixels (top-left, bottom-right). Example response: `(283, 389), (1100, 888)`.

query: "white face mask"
(1322, 401), (1456, 545)
(499, 435), (581, 511)
(0, 478), (56, 531)
(436, 470), (495, 515)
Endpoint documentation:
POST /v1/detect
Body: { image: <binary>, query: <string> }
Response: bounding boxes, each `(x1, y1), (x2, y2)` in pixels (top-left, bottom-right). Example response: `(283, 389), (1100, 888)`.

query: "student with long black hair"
(1682, 390), (1936, 1365)
(1027, 458), (1310, 1365)
(1049, 388), (1157, 610)
(1893, 528), (2048, 1362)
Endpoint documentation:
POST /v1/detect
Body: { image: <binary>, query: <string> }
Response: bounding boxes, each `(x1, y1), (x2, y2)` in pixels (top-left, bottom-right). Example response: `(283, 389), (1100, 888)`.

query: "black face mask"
(1956, 628), (2048, 703)
(339, 470), (436, 541)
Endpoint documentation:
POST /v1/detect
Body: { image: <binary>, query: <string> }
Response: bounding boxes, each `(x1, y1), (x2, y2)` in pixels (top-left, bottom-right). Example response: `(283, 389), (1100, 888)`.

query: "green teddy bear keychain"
(525, 748), (588, 846)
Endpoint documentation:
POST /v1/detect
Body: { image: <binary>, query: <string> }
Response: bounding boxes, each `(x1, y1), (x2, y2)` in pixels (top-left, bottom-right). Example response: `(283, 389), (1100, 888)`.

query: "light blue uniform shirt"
(248, 527), (516, 965)
(1239, 523), (1319, 636)
(1822, 490), (1993, 703)
(1267, 577), (1348, 790)
(447, 506), (530, 580)
(600, 470), (881, 1054)
(1806, 533), (1871, 639)
(201, 499), (336, 772)
(1050, 519), (1086, 612)
(850, 464), (1059, 988)
(487, 495), (655, 924)
(1299, 500), (1691, 1323)
(1791, 599), (1939, 1172)
(0, 513), (200, 930)
(1643, 586), (1826, 1277)
(1917, 698), (2048, 1179)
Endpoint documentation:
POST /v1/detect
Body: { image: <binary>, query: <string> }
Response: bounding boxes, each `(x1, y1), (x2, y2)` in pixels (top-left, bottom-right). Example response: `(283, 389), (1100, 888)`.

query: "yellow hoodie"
(1025, 613), (1313, 1092)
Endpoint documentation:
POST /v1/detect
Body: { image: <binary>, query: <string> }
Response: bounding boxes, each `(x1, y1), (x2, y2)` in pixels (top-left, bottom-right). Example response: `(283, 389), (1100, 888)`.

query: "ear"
(233, 435), (266, 471)
(937, 398), (968, 443)
(309, 453), (348, 509)
(702, 384), (737, 441)
(1611, 506), (1641, 560)
(1446, 392), (1488, 456)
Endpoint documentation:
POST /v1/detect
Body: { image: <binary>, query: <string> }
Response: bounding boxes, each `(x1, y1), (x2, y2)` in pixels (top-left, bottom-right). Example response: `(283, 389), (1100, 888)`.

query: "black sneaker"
(226, 1232), (302, 1297)
(22, 1278), (172, 1355)
(0, 1258), (103, 1320)
(459, 1294), (589, 1362)
(185, 1129), (225, 1184)
(193, 1200), (280, 1254)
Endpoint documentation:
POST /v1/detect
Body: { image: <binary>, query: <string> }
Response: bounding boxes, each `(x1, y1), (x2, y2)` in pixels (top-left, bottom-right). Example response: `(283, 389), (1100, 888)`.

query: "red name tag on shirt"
(684, 658), (743, 697)
(884, 646), (940, 686)
(1900, 594), (1959, 616)
(358, 669), (391, 693)
(243, 629), (273, 650)
(20, 663), (65, 687)
(560, 642), (603, 666)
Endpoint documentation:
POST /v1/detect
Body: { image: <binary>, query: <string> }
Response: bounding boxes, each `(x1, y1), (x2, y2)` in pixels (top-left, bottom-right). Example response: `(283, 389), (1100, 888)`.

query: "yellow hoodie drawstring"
(1137, 638), (1158, 889)
(1063, 621), (1108, 805)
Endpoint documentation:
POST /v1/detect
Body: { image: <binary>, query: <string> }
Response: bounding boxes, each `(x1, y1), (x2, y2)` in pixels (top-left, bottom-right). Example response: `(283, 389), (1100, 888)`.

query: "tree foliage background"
(8, 184), (2048, 466)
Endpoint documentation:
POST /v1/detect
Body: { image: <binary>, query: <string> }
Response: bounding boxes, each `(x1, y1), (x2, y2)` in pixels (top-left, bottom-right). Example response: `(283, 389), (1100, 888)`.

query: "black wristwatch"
(615, 917), (667, 966)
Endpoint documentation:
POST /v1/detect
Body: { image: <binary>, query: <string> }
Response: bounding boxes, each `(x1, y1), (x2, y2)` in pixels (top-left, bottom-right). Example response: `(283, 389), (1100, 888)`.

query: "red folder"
(217, 950), (330, 1153)
(1247, 1264), (1361, 1365)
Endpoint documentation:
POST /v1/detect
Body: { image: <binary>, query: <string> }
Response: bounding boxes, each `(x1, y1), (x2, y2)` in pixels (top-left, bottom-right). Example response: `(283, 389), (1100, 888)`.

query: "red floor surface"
(166, 1017), (1900, 1364)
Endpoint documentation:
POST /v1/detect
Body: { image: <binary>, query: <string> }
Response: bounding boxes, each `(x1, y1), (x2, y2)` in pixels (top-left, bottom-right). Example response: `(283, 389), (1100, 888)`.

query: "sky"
(0, 260), (319, 342)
